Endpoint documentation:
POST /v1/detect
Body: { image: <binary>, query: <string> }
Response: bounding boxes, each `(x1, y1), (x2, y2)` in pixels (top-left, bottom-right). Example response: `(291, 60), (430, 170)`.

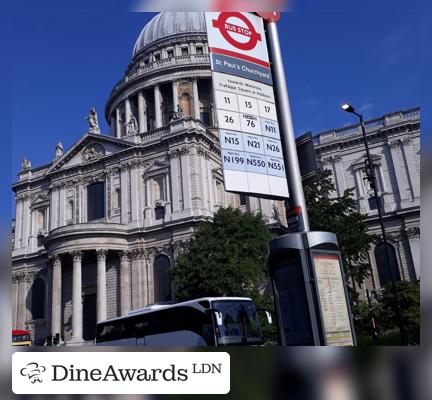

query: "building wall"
(314, 108), (420, 296)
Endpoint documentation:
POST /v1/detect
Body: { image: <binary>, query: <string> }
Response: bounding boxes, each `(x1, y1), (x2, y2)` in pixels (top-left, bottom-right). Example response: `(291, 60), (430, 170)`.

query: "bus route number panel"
(214, 75), (289, 198)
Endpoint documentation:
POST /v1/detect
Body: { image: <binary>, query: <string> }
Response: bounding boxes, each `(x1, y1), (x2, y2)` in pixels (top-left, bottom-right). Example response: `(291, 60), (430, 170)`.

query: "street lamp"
(341, 103), (407, 345)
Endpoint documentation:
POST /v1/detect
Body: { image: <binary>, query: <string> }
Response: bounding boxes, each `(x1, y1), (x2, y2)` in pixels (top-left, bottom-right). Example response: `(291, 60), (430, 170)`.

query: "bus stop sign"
(212, 12), (262, 51)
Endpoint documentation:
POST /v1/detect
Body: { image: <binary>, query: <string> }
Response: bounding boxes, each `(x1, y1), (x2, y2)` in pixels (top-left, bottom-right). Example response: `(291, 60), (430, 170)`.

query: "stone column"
(120, 168), (129, 224)
(49, 189), (60, 231)
(130, 166), (141, 226)
(116, 108), (122, 139)
(58, 188), (66, 227)
(131, 251), (143, 309)
(172, 80), (179, 112)
(169, 156), (180, 215)
(180, 152), (192, 212)
(192, 78), (200, 120)
(14, 199), (23, 249)
(138, 90), (147, 133)
(332, 156), (345, 197)
(154, 85), (162, 128)
(146, 253), (154, 305)
(401, 139), (420, 199)
(71, 250), (83, 343)
(125, 98), (131, 132)
(110, 114), (116, 136)
(120, 251), (131, 316)
(389, 141), (409, 203)
(96, 249), (108, 322)
(21, 197), (31, 249)
(51, 254), (62, 339)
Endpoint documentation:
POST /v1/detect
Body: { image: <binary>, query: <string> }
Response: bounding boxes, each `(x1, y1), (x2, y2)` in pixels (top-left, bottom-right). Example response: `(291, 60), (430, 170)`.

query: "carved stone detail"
(71, 250), (83, 262)
(49, 254), (62, 265)
(119, 250), (131, 261)
(12, 271), (38, 284)
(172, 240), (190, 257)
(130, 248), (148, 260)
(167, 146), (190, 159)
(82, 143), (105, 162)
(406, 226), (420, 238)
(96, 249), (108, 261)
(197, 146), (211, 160)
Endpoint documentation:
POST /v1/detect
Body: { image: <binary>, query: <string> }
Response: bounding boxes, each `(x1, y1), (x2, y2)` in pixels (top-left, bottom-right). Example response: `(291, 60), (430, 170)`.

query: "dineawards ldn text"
(51, 363), (222, 382)
(51, 364), (196, 382)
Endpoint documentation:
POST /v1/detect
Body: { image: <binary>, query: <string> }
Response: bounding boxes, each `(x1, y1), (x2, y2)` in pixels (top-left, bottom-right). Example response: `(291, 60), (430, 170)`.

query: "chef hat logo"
(20, 362), (46, 384)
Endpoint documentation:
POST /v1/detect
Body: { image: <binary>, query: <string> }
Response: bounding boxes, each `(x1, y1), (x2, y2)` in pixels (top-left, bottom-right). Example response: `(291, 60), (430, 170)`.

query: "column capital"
(49, 253), (62, 264)
(71, 250), (83, 262)
(119, 250), (131, 261)
(96, 249), (108, 261)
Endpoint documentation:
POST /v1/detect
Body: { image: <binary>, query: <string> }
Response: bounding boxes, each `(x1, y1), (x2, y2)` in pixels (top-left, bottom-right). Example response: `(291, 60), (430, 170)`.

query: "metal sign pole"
(265, 20), (310, 232)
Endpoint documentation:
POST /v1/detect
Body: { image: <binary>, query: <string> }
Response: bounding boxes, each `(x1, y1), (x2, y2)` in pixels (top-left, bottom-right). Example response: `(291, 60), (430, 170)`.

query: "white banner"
(12, 352), (230, 394)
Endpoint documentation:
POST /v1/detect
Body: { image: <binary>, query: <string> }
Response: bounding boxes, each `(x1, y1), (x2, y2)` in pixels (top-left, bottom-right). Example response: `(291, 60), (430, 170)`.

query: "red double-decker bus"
(12, 330), (32, 346)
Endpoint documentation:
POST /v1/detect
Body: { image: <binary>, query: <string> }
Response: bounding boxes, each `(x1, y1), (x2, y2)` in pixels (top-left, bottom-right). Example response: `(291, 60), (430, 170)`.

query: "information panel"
(205, 12), (289, 198)
(312, 254), (354, 346)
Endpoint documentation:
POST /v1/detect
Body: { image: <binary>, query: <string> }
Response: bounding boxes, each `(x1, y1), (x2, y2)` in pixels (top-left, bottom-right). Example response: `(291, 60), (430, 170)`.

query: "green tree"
(304, 169), (376, 290)
(171, 207), (271, 301)
(379, 280), (420, 345)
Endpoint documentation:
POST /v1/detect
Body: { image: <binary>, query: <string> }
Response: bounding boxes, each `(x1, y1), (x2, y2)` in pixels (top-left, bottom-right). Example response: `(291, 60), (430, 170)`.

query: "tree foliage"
(352, 281), (420, 345)
(171, 207), (271, 301)
(380, 280), (420, 344)
(304, 169), (376, 288)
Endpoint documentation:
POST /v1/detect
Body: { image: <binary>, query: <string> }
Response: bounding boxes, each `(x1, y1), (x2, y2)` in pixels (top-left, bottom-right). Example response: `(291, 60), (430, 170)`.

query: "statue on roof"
(21, 157), (31, 171)
(55, 142), (64, 159)
(85, 107), (101, 134)
(126, 115), (138, 134)
(171, 104), (184, 121)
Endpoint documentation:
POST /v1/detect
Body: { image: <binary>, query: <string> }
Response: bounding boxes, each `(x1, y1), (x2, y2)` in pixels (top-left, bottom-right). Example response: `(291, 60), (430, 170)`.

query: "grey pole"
(265, 21), (310, 232)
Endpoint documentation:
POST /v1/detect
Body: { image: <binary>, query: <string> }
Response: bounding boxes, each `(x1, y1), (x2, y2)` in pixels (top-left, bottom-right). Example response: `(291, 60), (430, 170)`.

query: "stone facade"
(11, 12), (286, 346)
(314, 107), (420, 296)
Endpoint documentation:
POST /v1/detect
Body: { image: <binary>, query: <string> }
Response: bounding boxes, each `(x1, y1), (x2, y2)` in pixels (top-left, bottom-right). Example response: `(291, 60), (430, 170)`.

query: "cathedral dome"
(132, 12), (207, 58)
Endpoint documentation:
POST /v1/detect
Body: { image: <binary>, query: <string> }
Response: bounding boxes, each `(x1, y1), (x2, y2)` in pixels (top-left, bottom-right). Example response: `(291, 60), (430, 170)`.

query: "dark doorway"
(83, 293), (97, 341)
(374, 242), (401, 287)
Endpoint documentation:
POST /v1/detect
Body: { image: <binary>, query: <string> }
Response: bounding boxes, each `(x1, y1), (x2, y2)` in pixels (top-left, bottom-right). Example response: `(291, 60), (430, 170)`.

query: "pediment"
(47, 133), (134, 173)
(31, 192), (50, 206)
(351, 153), (381, 169)
(143, 159), (170, 175)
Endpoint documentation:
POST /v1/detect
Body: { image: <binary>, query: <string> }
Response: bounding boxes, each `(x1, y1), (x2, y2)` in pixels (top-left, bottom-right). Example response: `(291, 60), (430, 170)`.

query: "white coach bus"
(96, 297), (271, 346)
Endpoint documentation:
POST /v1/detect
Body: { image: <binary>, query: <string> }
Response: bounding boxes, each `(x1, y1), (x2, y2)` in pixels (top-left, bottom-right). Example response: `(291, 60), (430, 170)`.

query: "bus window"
(212, 300), (261, 345)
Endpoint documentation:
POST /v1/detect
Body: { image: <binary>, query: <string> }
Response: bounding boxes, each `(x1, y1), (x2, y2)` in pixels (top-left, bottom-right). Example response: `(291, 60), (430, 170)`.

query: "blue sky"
(2, 2), (421, 223)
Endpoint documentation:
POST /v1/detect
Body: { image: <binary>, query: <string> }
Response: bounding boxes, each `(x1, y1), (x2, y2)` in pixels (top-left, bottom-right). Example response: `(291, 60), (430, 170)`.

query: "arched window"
(374, 242), (401, 287)
(180, 92), (192, 117)
(32, 278), (45, 319)
(154, 255), (171, 303)
(153, 176), (165, 202)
